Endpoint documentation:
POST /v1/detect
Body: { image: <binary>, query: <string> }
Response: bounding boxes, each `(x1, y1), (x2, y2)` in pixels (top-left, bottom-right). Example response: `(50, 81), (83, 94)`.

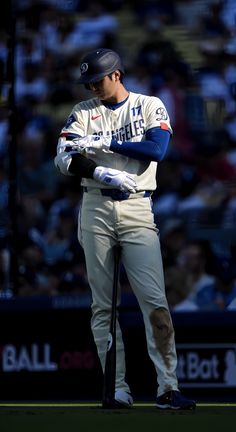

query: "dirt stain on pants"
(150, 307), (175, 369)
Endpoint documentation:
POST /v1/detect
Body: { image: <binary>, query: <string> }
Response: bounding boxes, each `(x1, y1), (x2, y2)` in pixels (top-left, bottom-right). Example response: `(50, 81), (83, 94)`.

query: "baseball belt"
(83, 187), (152, 201)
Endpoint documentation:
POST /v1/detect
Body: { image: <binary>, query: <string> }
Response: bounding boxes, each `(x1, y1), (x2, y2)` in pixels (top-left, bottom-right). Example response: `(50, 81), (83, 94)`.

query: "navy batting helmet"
(77, 48), (125, 84)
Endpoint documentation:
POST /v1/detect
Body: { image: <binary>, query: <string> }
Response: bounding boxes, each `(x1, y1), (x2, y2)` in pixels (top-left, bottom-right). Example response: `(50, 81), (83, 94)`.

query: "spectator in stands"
(165, 266), (199, 312)
(175, 0), (209, 28)
(194, 142), (236, 183)
(18, 131), (59, 208)
(176, 240), (216, 305)
(124, 64), (152, 95)
(197, 1), (230, 39)
(41, 11), (83, 59)
(0, 163), (9, 296)
(46, 178), (82, 231)
(196, 255), (236, 310)
(219, 0), (236, 36)
(129, 0), (177, 27)
(71, 1), (119, 51)
(157, 68), (195, 159)
(15, 61), (49, 103)
(227, 296), (236, 310)
(221, 43), (236, 148)
(15, 33), (44, 80)
(160, 219), (186, 267)
(58, 260), (90, 295)
(43, 208), (77, 266)
(18, 238), (59, 296)
(136, 27), (186, 82)
(222, 182), (236, 229)
(0, 163), (9, 276)
(0, 106), (8, 158)
(0, 32), (7, 65)
(196, 45), (236, 147)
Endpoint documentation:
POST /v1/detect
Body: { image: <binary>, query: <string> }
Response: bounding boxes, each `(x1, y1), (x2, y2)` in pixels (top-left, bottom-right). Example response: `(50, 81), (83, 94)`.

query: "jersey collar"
(102, 94), (129, 111)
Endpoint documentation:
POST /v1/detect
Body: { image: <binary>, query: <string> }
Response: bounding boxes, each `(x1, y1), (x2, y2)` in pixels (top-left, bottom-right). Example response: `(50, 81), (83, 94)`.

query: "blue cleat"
(156, 390), (196, 410)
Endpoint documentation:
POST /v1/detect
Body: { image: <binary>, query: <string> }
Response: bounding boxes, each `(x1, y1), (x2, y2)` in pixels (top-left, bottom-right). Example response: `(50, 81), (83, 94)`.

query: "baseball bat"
(102, 244), (121, 409)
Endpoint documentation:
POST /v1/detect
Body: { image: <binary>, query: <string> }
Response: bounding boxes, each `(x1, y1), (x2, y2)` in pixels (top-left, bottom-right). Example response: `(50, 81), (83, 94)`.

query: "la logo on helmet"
(80, 63), (88, 74)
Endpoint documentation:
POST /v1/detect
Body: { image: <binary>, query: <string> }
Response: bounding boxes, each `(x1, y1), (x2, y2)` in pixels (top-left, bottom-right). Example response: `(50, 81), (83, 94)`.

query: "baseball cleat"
(156, 390), (196, 410)
(114, 390), (133, 408)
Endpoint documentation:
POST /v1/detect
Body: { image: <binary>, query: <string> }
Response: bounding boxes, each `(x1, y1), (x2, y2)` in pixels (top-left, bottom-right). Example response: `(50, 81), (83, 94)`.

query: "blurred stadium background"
(0, 0), (236, 402)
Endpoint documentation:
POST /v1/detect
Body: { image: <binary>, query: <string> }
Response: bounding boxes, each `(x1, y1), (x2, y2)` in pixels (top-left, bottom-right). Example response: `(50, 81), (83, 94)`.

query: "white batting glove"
(93, 166), (137, 193)
(89, 135), (111, 150)
(71, 135), (111, 153)
(56, 136), (84, 155)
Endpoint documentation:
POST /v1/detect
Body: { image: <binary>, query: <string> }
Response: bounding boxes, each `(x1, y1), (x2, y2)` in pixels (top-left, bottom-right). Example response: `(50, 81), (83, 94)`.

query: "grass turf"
(1, 403), (236, 432)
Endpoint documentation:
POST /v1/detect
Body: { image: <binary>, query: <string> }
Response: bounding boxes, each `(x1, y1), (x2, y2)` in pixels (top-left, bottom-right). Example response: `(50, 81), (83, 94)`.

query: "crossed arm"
(54, 144), (137, 193)
(54, 127), (170, 192)
(58, 127), (170, 161)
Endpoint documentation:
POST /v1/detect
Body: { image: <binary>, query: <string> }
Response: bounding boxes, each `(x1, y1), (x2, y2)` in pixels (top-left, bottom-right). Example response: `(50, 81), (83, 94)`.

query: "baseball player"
(55, 48), (196, 409)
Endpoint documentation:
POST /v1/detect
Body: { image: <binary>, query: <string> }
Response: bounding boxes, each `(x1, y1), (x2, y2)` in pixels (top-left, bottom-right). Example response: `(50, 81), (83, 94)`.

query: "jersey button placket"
(111, 112), (117, 132)
(111, 112), (121, 170)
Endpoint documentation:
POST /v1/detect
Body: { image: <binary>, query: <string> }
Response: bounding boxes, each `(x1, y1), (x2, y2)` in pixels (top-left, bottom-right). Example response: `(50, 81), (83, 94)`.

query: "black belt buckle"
(101, 189), (130, 200)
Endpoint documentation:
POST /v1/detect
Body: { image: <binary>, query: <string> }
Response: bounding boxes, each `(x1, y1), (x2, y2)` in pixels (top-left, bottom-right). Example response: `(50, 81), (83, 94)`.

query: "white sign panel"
(177, 343), (236, 388)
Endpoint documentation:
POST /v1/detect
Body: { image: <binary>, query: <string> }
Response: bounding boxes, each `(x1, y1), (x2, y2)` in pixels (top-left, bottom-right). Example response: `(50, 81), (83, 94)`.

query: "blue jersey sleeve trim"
(110, 127), (170, 162)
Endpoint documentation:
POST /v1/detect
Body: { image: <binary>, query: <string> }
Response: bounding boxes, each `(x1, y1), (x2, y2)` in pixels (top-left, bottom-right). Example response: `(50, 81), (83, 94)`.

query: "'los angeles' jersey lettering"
(102, 118), (145, 141)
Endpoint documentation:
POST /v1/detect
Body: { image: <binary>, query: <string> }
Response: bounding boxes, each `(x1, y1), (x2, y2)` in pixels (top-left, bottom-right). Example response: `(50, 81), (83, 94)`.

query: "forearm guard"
(69, 153), (97, 178)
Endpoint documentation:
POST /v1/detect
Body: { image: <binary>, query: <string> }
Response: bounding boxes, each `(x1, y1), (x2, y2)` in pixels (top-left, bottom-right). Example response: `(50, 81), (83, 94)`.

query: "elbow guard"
(54, 151), (74, 176)
(54, 150), (97, 178)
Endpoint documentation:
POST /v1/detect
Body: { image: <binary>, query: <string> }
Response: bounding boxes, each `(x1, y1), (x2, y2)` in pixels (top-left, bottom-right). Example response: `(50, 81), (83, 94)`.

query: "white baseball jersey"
(59, 91), (172, 191)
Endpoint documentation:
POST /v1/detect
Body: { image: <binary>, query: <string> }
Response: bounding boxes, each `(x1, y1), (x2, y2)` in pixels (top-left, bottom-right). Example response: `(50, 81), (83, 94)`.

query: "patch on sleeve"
(60, 132), (81, 140)
(160, 122), (170, 131)
(65, 114), (76, 129)
(156, 107), (168, 121)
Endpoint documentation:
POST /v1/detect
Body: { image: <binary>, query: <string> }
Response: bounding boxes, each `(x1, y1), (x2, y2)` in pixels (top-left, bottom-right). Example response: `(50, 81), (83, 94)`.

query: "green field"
(1, 403), (236, 432)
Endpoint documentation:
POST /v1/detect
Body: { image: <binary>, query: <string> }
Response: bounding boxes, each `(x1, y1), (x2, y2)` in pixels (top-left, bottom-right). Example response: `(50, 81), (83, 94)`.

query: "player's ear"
(114, 70), (121, 81)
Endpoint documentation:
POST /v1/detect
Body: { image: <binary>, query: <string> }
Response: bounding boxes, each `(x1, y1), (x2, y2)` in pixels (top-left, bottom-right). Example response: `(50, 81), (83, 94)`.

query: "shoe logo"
(91, 115), (102, 120)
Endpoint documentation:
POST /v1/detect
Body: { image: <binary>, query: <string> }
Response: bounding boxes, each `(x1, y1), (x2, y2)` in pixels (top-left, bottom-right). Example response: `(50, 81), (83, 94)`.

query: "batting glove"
(72, 135), (111, 153)
(93, 166), (137, 193)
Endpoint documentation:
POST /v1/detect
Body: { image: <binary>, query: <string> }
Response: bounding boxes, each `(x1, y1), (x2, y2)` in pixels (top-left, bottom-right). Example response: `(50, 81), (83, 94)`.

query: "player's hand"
(72, 135), (111, 153)
(93, 166), (137, 193)
(57, 137), (83, 154)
